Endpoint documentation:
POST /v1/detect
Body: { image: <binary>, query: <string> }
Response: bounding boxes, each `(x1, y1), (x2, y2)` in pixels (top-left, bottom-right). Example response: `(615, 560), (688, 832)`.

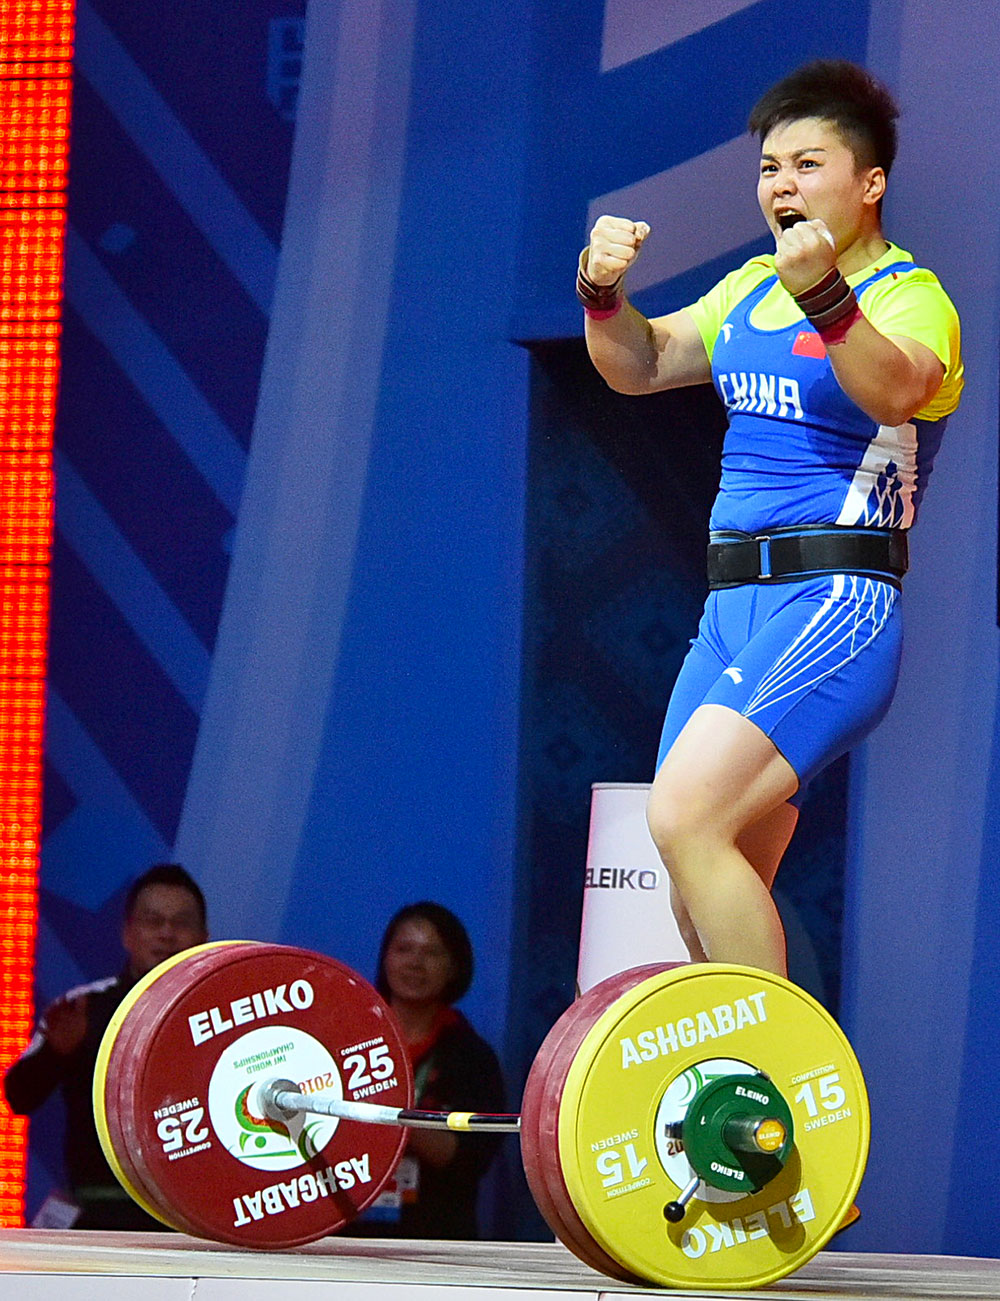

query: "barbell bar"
(259, 1076), (521, 1132)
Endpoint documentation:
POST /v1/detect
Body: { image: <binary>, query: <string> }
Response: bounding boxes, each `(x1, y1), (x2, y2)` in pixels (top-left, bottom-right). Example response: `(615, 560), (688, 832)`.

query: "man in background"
(4, 863), (208, 1229)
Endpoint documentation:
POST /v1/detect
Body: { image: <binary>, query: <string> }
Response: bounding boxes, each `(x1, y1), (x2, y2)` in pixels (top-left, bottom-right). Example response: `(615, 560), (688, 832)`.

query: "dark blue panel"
(47, 536), (198, 842)
(585, 0), (871, 194)
(513, 233), (775, 342)
(88, 0), (304, 241)
(629, 235), (775, 321)
(37, 886), (131, 994)
(55, 309), (231, 649)
(66, 79), (268, 447)
(41, 759), (77, 841)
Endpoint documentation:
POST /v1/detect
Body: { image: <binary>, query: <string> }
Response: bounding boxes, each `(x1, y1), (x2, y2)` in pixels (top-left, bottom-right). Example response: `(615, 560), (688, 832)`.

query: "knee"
(646, 785), (710, 867)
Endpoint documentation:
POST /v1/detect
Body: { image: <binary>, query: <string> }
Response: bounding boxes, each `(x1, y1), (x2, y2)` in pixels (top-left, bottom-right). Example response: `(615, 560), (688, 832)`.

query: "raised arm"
(3, 992), (89, 1114)
(776, 219), (944, 426)
(580, 216), (712, 396)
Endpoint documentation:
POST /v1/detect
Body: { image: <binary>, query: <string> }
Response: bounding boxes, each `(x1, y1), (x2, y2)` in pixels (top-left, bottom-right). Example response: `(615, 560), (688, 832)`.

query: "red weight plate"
(521, 963), (685, 1281)
(112, 943), (412, 1248)
(522, 968), (650, 1281)
(522, 965), (669, 1280)
(104, 943), (412, 1248)
(103, 946), (300, 1239)
(100, 944), (266, 1236)
(95, 946), (221, 1231)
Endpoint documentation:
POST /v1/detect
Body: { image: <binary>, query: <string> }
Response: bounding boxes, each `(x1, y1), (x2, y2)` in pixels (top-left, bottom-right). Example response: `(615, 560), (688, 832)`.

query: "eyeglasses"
(131, 910), (203, 931)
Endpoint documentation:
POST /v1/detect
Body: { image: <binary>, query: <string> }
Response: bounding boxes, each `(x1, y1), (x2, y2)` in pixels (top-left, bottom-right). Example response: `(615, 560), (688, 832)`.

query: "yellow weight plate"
(557, 964), (869, 1290)
(93, 941), (247, 1230)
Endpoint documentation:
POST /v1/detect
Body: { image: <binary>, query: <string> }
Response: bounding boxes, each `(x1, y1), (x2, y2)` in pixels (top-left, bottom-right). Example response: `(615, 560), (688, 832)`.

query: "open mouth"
(776, 211), (805, 231)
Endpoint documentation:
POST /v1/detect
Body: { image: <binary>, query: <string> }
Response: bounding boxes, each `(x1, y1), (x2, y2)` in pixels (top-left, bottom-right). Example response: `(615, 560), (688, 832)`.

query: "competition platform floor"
(0, 1231), (998, 1301)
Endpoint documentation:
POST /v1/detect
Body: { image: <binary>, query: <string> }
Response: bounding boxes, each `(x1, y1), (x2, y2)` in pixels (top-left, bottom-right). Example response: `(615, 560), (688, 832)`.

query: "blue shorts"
(655, 574), (902, 801)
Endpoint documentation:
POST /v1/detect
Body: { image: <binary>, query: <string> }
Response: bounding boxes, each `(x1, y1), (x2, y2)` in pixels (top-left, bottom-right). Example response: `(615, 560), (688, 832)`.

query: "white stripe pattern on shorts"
(742, 575), (896, 719)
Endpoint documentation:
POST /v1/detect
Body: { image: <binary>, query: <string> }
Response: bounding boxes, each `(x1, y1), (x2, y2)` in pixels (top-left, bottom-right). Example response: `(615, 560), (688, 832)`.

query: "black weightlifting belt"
(707, 525), (908, 590)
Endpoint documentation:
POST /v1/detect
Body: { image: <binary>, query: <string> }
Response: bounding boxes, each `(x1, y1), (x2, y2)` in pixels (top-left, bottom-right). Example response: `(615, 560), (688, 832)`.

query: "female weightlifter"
(578, 60), (963, 977)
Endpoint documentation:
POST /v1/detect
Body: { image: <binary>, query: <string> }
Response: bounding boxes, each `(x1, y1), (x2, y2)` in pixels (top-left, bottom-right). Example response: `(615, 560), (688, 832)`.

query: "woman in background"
(350, 901), (506, 1239)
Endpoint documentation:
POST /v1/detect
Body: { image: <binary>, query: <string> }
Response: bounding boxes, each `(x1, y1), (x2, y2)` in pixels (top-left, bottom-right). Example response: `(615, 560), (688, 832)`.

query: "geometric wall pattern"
(47, 0), (303, 935)
(34, 0), (303, 1214)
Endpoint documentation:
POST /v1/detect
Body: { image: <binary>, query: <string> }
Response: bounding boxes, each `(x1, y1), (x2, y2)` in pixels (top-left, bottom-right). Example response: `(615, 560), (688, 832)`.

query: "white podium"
(576, 782), (689, 994)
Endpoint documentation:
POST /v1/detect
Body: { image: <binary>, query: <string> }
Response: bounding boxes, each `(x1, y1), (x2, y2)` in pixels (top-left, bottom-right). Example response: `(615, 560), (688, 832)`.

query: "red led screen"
(0, 0), (74, 1226)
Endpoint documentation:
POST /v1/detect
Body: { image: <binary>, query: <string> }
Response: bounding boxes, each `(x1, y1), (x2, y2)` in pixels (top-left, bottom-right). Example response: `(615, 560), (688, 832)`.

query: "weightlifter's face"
(757, 116), (884, 251)
(122, 883), (208, 977)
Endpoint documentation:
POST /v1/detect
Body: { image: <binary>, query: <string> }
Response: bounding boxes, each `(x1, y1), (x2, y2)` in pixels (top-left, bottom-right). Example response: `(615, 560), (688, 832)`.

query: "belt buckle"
(757, 534), (772, 580)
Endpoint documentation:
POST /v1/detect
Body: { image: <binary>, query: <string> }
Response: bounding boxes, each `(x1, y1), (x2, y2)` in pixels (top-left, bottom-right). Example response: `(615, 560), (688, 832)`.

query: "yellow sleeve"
(684, 256), (775, 363)
(859, 267), (964, 420)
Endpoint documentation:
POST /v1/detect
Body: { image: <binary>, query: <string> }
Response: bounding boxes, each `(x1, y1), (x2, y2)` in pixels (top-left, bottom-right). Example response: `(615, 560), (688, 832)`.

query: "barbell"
(92, 940), (869, 1289)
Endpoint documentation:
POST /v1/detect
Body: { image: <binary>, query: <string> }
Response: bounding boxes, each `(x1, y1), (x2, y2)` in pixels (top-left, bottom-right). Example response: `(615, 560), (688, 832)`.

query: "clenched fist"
(585, 215), (651, 286)
(774, 217), (837, 296)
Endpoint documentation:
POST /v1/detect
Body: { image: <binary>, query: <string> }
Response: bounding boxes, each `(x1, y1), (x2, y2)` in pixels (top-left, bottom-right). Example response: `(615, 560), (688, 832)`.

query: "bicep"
(647, 308), (713, 390)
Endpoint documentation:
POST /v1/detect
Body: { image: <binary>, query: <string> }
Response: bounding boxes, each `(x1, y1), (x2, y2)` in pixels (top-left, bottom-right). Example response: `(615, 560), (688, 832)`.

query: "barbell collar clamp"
(722, 1115), (788, 1155)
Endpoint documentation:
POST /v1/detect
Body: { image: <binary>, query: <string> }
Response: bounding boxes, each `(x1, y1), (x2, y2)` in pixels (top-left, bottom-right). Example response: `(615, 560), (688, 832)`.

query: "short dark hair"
(124, 863), (207, 928)
(376, 902), (473, 1005)
(748, 60), (899, 175)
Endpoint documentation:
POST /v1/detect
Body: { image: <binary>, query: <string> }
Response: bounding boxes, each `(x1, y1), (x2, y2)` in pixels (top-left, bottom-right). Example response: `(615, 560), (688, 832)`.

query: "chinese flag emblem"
(792, 330), (826, 358)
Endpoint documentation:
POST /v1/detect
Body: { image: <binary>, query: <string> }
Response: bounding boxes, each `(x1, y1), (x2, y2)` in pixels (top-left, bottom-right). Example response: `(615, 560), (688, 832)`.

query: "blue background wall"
(30, 0), (1000, 1256)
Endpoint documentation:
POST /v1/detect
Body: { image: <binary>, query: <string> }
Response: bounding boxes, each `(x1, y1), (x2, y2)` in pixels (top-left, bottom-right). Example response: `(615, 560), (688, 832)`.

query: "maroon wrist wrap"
(576, 248), (624, 318)
(815, 303), (864, 345)
(792, 267), (860, 341)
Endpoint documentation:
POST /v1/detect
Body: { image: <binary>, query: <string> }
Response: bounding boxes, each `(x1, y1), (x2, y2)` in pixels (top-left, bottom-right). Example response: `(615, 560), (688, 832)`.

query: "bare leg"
(669, 800), (799, 962)
(647, 704), (799, 975)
